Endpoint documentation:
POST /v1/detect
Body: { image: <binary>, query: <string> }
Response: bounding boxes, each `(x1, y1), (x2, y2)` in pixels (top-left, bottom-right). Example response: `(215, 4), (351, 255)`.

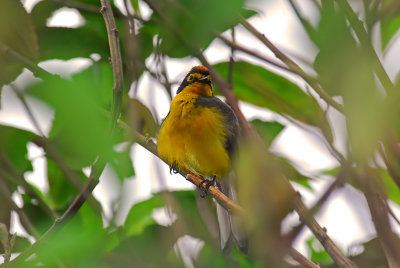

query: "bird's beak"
(198, 76), (211, 84)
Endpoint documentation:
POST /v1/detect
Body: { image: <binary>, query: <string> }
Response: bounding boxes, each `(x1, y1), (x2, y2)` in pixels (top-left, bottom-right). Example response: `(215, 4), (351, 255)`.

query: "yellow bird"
(157, 66), (247, 253)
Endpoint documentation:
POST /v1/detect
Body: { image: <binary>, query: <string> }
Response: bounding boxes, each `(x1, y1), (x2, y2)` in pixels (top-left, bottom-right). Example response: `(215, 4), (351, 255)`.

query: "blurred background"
(1, 0), (400, 267)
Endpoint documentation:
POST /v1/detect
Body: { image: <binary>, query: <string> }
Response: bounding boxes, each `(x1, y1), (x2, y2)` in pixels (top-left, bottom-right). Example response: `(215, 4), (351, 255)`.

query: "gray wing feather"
(195, 96), (240, 156)
(195, 96), (247, 253)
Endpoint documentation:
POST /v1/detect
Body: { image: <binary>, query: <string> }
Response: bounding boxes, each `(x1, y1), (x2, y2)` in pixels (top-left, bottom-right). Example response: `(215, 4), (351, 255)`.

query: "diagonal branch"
(239, 18), (344, 113)
(0, 42), (54, 81)
(3, 1), (125, 266)
(100, 0), (124, 129)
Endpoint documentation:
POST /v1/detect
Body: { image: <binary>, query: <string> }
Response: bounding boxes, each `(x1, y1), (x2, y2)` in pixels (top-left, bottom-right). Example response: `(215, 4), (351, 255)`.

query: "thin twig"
(100, 0), (124, 130)
(133, 133), (318, 266)
(33, 137), (103, 215)
(218, 35), (293, 74)
(133, 130), (355, 267)
(378, 143), (400, 189)
(0, 42), (54, 81)
(335, 0), (394, 93)
(288, 247), (320, 268)
(239, 18), (344, 113)
(293, 192), (357, 268)
(356, 165), (400, 267)
(0, 178), (40, 239)
(4, 1), (125, 266)
(140, 2), (355, 264)
(2, 159), (106, 268)
(285, 166), (349, 244)
(12, 86), (103, 215)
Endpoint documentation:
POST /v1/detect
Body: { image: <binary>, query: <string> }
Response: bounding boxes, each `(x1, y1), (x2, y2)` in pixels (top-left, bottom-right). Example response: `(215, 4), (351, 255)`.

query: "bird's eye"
(187, 75), (194, 82)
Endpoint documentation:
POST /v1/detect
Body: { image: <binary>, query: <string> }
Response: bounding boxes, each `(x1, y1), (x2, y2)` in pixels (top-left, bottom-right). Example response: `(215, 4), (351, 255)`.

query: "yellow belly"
(157, 96), (230, 178)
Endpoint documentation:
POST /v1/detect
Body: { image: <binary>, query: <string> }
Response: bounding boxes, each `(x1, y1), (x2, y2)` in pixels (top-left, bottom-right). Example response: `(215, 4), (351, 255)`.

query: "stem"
(0, 42), (54, 81)
(239, 18), (344, 113)
(100, 0), (124, 130)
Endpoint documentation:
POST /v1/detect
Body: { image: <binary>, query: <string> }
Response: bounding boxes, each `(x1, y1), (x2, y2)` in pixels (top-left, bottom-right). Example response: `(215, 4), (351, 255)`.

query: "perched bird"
(157, 66), (247, 253)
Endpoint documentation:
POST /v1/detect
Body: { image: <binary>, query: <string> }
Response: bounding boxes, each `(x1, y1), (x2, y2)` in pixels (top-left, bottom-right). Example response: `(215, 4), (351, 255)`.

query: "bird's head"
(176, 66), (213, 97)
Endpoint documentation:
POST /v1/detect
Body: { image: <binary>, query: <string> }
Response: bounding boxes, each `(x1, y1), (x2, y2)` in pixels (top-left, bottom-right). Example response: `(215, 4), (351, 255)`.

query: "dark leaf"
(312, 3), (387, 161)
(35, 203), (107, 267)
(124, 193), (164, 236)
(31, 0), (59, 28)
(110, 147), (135, 180)
(36, 27), (108, 60)
(103, 225), (183, 268)
(0, 126), (35, 172)
(0, 0), (39, 86)
(214, 61), (330, 131)
(46, 158), (77, 210)
(124, 98), (158, 137)
(27, 76), (113, 169)
(146, 0), (246, 58)
(250, 119), (285, 146)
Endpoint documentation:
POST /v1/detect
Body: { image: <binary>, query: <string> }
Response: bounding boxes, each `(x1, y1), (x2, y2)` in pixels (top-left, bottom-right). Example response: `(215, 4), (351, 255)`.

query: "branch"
(218, 35), (293, 74)
(289, 247), (320, 268)
(356, 166), (400, 267)
(0, 42), (55, 81)
(239, 18), (344, 113)
(335, 0), (393, 93)
(3, 1), (125, 265)
(12, 86), (103, 215)
(133, 133), (319, 267)
(293, 192), (357, 268)
(100, 0), (124, 129)
(133, 131), (356, 267)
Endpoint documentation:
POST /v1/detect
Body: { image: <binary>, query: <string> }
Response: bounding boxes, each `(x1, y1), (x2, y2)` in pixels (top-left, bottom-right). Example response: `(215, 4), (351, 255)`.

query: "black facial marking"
(176, 67), (210, 94)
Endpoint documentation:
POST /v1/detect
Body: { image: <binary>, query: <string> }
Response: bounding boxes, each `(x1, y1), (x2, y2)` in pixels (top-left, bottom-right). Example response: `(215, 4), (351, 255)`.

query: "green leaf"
(169, 191), (210, 240)
(124, 194), (164, 236)
(276, 157), (313, 190)
(35, 203), (107, 267)
(250, 119), (285, 146)
(306, 236), (333, 265)
(27, 76), (113, 169)
(195, 243), (232, 268)
(380, 168), (400, 205)
(147, 0), (246, 58)
(381, 13), (400, 50)
(36, 27), (108, 60)
(0, 126), (35, 172)
(105, 225), (183, 268)
(312, 2), (366, 96)
(31, 0), (59, 28)
(110, 147), (135, 180)
(312, 3), (386, 161)
(0, 0), (39, 86)
(214, 61), (330, 131)
(71, 61), (114, 108)
(47, 158), (77, 210)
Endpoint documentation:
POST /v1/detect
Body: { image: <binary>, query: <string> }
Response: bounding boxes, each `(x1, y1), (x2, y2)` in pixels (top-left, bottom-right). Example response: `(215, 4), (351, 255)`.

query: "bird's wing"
(194, 96), (240, 157)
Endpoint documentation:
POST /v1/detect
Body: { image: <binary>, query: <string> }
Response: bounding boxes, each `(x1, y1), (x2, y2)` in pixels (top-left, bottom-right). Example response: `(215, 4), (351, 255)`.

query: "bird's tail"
(216, 178), (248, 254)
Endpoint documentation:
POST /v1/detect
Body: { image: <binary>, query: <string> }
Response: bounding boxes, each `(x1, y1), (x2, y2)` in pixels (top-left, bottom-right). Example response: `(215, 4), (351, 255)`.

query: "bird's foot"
(199, 176), (216, 198)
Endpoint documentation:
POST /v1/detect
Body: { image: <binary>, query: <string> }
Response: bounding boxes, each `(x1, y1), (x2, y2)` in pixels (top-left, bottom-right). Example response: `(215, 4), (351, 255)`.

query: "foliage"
(1, 0), (400, 267)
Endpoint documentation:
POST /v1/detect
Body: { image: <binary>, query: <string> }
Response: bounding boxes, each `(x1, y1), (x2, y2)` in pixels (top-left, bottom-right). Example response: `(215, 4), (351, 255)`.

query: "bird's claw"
(199, 176), (216, 198)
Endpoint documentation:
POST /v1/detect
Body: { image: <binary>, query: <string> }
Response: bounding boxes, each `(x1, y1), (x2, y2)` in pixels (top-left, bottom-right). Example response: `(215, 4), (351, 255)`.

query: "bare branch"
(239, 18), (344, 113)
(288, 247), (321, 268)
(0, 42), (55, 81)
(100, 0), (124, 129)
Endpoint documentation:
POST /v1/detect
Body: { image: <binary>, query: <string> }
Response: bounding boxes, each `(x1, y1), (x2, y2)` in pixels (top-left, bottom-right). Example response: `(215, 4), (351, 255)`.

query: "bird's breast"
(157, 95), (230, 178)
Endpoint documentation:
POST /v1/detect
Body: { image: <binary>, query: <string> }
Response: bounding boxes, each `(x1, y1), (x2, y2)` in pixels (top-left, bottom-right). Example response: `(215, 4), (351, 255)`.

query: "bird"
(157, 65), (247, 253)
